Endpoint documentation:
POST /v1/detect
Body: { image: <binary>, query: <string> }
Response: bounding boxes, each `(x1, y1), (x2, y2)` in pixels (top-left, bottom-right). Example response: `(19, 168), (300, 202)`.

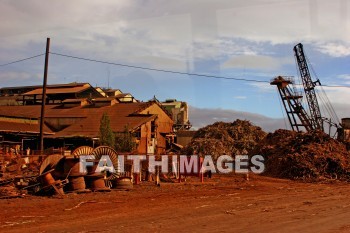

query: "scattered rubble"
(254, 129), (350, 181)
(0, 146), (133, 198)
(0, 184), (24, 199)
(2, 125), (350, 198)
(183, 120), (267, 159)
(0, 153), (40, 198)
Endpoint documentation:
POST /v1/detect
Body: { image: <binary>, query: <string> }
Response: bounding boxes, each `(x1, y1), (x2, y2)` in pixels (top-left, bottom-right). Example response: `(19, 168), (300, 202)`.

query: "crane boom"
(270, 76), (314, 132)
(293, 43), (324, 131)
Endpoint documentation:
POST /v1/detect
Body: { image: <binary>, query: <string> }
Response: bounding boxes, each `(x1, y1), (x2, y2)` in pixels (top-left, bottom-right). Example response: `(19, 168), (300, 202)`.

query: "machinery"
(271, 43), (341, 137)
(270, 76), (314, 132)
(293, 43), (324, 131)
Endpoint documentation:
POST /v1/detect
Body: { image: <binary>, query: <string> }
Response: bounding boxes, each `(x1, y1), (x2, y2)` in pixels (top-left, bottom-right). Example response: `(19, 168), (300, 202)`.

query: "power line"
(0, 54), (45, 67)
(50, 51), (350, 89)
(0, 50), (347, 88)
(320, 84), (350, 88)
(50, 52), (270, 83)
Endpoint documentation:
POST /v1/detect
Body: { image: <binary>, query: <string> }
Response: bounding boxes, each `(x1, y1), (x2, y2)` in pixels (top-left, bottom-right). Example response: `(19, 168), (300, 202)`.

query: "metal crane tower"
(293, 43), (324, 131)
(270, 76), (313, 132)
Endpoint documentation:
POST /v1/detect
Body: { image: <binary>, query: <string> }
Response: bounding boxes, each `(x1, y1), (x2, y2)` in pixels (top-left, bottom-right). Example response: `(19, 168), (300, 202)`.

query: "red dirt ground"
(1, 174), (350, 233)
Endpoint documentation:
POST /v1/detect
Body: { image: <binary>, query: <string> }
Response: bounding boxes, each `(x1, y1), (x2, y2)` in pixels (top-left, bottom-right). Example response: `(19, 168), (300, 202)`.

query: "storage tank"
(339, 118), (350, 142)
(341, 118), (350, 129)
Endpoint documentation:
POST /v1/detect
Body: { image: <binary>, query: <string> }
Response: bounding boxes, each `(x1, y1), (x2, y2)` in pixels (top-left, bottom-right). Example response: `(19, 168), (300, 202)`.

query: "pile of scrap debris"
(254, 129), (350, 181)
(0, 146), (132, 199)
(182, 120), (350, 182)
(0, 162), (44, 199)
(183, 120), (267, 159)
(0, 152), (40, 198)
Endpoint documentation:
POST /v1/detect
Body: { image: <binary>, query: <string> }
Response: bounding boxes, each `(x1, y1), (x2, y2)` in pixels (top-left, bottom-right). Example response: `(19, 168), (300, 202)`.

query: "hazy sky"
(0, 0), (349, 131)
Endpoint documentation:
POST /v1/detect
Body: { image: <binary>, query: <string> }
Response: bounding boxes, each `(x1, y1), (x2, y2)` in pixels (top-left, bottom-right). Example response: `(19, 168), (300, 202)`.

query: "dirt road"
(1, 175), (350, 233)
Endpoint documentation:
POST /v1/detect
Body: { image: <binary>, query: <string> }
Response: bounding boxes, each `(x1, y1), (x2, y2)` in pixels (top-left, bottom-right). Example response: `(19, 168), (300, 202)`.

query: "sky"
(0, 0), (349, 132)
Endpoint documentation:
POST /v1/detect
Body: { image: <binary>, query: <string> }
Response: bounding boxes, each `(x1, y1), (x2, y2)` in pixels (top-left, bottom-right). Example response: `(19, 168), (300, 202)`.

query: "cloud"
(249, 82), (275, 93)
(0, 1), (131, 38)
(318, 86), (350, 105)
(222, 55), (293, 71)
(217, 0), (350, 45)
(0, 71), (42, 87)
(0, 1), (193, 69)
(315, 86), (350, 124)
(0, 0), (348, 122)
(337, 74), (350, 80)
(1, 0), (349, 65)
(130, 56), (187, 71)
(330, 103), (350, 122)
(316, 42), (350, 57)
(334, 74), (350, 85)
(189, 106), (287, 132)
(188, 97), (350, 134)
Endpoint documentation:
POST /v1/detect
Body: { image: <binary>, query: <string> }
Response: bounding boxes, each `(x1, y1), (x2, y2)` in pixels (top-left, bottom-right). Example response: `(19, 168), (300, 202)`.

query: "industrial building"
(338, 118), (350, 143)
(0, 83), (175, 155)
(161, 99), (191, 131)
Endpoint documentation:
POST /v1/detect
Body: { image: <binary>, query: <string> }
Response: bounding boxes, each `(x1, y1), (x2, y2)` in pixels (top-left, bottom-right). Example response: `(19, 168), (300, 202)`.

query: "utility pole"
(39, 38), (50, 155)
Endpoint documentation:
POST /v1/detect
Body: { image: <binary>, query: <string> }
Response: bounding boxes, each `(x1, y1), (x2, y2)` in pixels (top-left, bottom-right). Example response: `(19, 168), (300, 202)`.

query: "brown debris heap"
(0, 154), (40, 198)
(254, 129), (350, 181)
(0, 184), (23, 198)
(183, 120), (267, 159)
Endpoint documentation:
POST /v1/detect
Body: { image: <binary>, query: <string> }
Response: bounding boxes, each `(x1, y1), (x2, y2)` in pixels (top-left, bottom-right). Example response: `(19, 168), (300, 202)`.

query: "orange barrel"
(67, 176), (86, 191)
(85, 174), (110, 191)
(112, 177), (133, 190)
(133, 173), (140, 185)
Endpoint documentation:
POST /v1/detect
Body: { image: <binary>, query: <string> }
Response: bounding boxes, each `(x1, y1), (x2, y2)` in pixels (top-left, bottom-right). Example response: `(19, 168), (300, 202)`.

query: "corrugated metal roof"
(93, 97), (118, 102)
(0, 82), (88, 90)
(104, 89), (122, 92)
(0, 121), (53, 134)
(62, 98), (88, 103)
(0, 105), (43, 118)
(115, 93), (131, 98)
(0, 102), (155, 118)
(22, 85), (90, 95)
(0, 101), (171, 138)
(48, 114), (156, 138)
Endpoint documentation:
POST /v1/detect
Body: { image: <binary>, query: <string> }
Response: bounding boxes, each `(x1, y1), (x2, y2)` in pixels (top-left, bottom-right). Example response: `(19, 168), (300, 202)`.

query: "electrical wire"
(0, 51), (348, 88)
(51, 51), (350, 88)
(49, 51), (350, 88)
(0, 49), (350, 88)
(0, 54), (45, 67)
(50, 52), (270, 83)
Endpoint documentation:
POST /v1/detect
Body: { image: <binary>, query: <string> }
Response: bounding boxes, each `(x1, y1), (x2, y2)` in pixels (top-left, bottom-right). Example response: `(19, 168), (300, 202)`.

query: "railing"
(270, 76), (295, 83)
(28, 147), (66, 156)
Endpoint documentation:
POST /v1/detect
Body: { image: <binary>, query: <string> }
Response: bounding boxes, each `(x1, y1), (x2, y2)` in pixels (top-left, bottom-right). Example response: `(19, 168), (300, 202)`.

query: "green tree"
(99, 113), (115, 148)
(115, 125), (136, 152)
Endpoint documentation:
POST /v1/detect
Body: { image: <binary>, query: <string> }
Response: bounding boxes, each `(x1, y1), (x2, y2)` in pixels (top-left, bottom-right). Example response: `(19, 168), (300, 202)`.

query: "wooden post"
(39, 38), (50, 155)
(178, 156), (181, 183)
(199, 157), (204, 183)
